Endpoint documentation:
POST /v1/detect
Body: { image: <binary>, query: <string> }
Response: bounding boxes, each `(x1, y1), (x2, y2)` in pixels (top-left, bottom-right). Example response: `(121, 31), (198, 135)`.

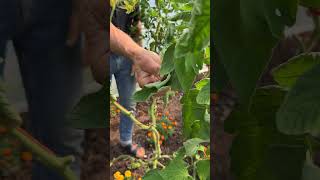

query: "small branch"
(159, 155), (172, 160)
(12, 128), (77, 180)
(111, 97), (149, 130)
(157, 161), (165, 169)
(110, 155), (135, 166)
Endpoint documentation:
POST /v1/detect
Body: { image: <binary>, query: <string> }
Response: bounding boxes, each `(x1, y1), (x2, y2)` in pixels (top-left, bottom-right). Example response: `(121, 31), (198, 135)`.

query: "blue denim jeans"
(0, 1), (84, 179)
(110, 53), (136, 144)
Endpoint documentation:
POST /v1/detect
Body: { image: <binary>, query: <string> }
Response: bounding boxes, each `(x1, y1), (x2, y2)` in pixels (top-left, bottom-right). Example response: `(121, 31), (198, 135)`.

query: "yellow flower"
(124, 170), (132, 177)
(117, 175), (125, 180)
(138, 177), (142, 180)
(114, 171), (121, 179)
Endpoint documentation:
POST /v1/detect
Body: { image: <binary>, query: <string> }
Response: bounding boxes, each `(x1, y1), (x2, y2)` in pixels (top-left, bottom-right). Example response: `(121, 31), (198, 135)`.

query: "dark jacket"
(111, 6), (140, 38)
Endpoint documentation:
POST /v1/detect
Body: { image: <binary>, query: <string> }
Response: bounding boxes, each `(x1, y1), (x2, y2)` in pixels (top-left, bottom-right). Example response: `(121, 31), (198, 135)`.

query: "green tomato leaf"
(213, 0), (298, 105)
(195, 78), (210, 90)
(183, 138), (207, 157)
(196, 80), (210, 105)
(196, 160), (210, 180)
(160, 43), (176, 76)
(143, 169), (163, 180)
(188, 0), (210, 51)
(226, 86), (306, 180)
(181, 89), (207, 139)
(143, 154), (191, 180)
(133, 87), (158, 102)
(168, 72), (183, 91)
(277, 64), (320, 135)
(68, 85), (107, 129)
(174, 57), (197, 92)
(272, 53), (320, 89)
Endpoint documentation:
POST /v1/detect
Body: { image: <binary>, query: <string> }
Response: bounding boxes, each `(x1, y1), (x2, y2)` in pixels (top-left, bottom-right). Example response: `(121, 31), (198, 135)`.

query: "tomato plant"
(214, 0), (320, 179)
(107, 0), (211, 179)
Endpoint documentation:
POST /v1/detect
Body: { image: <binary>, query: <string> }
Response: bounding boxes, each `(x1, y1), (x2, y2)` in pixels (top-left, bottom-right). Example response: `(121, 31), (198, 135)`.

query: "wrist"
(128, 45), (144, 64)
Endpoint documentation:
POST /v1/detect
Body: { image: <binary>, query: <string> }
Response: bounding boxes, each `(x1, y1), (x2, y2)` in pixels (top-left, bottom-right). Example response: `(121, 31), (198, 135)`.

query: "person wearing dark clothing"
(0, 1), (83, 180)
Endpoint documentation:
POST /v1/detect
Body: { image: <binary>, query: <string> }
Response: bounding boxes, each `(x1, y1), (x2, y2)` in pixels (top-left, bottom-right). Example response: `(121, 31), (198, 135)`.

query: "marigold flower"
(168, 125), (173, 130)
(114, 171), (121, 179)
(124, 170), (132, 177)
(117, 175), (124, 180)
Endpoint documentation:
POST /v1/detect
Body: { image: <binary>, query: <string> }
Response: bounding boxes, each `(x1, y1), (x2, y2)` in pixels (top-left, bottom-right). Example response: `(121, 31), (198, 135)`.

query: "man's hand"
(133, 65), (161, 87)
(132, 48), (161, 76)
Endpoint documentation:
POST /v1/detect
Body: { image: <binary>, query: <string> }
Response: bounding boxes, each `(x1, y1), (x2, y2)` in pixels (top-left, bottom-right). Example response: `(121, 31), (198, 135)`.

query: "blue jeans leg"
(110, 54), (136, 144)
(14, 42), (84, 180)
(13, 15), (83, 180)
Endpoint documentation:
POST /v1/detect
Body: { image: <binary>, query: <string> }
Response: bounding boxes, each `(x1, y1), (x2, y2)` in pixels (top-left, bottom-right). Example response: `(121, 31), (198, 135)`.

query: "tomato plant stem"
(11, 128), (77, 180)
(110, 96), (164, 170)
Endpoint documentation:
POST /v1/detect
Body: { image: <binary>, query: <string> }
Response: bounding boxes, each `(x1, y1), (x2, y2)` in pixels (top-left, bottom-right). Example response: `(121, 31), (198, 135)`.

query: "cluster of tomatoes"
(0, 126), (32, 176)
(146, 111), (178, 145)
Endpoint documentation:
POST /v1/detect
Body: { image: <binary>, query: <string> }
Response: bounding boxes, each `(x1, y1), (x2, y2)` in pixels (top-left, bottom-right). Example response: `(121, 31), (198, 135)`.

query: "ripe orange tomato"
(172, 121), (177, 126)
(161, 135), (165, 140)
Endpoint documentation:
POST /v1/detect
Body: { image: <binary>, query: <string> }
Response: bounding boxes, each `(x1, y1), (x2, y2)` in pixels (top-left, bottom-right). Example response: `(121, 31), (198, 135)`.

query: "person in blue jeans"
(110, 6), (146, 158)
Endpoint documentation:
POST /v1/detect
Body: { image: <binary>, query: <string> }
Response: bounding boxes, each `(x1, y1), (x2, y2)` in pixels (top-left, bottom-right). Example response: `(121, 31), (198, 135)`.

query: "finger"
(145, 61), (161, 75)
(138, 75), (157, 87)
